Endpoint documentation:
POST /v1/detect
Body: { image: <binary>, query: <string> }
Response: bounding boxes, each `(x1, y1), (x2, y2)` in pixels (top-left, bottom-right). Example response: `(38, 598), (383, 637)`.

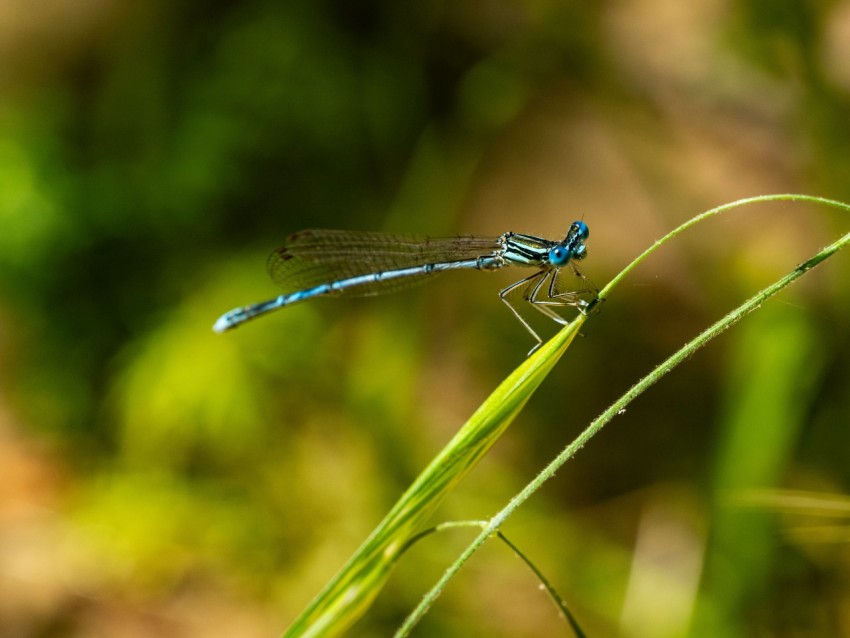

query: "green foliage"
(285, 316), (586, 637)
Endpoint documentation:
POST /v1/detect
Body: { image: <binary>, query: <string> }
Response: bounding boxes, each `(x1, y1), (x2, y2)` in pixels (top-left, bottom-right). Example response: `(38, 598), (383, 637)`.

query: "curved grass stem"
(396, 195), (850, 636)
(399, 521), (587, 638)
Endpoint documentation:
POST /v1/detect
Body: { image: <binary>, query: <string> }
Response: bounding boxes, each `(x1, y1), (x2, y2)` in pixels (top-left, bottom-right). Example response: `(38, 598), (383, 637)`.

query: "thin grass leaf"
(728, 489), (850, 518)
(728, 489), (850, 544)
(397, 194), (850, 636)
(283, 312), (589, 637)
(399, 521), (587, 637)
(287, 194), (850, 637)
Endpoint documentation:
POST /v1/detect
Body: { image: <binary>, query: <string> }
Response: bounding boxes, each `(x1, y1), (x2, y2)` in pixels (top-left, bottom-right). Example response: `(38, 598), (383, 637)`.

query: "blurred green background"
(2, 1), (850, 636)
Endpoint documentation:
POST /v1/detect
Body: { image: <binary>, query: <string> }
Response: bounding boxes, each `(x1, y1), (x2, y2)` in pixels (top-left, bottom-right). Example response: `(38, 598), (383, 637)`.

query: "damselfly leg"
(500, 265), (597, 355)
(533, 264), (598, 312)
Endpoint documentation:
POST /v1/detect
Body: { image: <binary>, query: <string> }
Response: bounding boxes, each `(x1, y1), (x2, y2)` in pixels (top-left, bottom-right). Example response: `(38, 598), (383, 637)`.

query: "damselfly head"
(549, 220), (589, 265)
(548, 238), (587, 266)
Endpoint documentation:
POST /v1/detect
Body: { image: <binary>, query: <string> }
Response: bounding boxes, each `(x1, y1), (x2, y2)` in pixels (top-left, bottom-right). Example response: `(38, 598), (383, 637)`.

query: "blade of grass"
(399, 521), (587, 638)
(595, 193), (848, 305)
(286, 194), (849, 636)
(397, 195), (850, 636)
(283, 312), (589, 637)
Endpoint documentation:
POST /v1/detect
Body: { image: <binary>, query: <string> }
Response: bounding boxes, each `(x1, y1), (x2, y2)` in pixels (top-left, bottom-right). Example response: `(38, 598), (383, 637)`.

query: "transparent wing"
(266, 229), (502, 297)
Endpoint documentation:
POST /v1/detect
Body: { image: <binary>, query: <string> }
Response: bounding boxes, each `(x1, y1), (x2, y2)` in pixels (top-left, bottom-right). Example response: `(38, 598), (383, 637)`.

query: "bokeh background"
(2, 1), (850, 636)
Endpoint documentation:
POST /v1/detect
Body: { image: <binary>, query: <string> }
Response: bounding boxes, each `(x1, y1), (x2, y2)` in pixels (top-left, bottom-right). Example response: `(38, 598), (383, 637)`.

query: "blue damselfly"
(213, 221), (596, 353)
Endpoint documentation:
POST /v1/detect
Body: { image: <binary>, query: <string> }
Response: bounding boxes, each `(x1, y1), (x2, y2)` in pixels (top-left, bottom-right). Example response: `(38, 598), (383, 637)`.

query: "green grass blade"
(399, 521), (587, 637)
(596, 193), (850, 304)
(287, 194), (850, 637)
(398, 195), (850, 636)
(282, 313), (589, 637)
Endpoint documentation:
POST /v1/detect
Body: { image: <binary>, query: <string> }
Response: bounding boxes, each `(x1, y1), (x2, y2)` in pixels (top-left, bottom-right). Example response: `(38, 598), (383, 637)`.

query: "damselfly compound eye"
(572, 220), (589, 240)
(548, 245), (571, 266)
(573, 244), (587, 260)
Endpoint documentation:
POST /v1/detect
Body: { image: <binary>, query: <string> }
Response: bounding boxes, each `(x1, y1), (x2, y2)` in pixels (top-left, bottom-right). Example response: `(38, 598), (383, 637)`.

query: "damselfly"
(213, 221), (597, 353)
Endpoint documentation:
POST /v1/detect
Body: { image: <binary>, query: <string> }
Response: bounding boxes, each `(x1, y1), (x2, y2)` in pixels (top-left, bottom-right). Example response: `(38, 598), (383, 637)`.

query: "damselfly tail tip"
(212, 313), (234, 333)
